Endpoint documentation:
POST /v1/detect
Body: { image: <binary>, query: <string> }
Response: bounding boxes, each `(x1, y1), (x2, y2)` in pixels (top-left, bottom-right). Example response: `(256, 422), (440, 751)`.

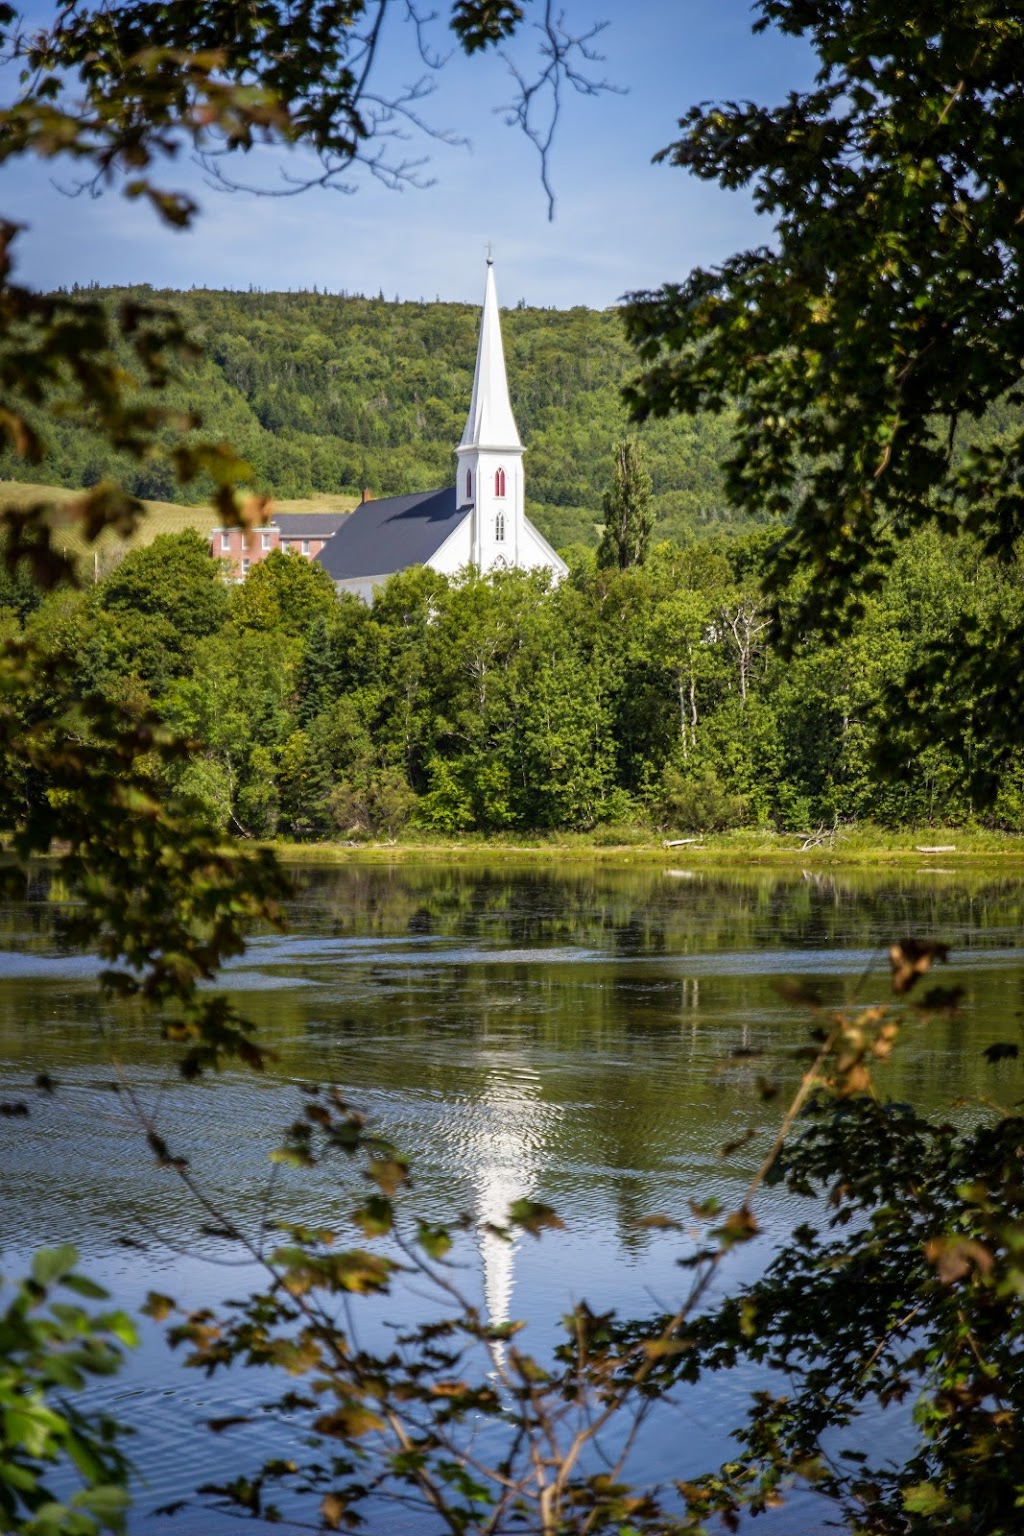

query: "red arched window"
(466, 468), (473, 499)
(495, 467), (506, 498)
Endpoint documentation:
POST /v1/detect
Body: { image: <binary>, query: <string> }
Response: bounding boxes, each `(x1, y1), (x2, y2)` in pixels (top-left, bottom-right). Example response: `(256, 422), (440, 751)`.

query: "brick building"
(210, 511), (349, 580)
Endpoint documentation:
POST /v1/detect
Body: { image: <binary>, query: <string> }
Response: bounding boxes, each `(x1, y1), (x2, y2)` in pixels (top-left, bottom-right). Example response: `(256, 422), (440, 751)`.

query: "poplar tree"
(596, 437), (655, 570)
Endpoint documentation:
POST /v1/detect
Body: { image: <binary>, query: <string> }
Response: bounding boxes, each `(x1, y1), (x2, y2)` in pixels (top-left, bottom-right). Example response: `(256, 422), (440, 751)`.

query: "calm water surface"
(2, 860), (1023, 1532)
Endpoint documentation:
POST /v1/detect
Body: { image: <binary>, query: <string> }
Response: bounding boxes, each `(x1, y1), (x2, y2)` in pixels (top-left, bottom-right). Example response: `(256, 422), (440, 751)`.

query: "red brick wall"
(279, 536), (329, 559)
(209, 526), (331, 579)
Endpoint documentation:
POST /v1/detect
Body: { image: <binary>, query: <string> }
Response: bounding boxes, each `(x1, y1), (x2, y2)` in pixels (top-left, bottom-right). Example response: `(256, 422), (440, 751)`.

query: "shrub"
(661, 765), (750, 833)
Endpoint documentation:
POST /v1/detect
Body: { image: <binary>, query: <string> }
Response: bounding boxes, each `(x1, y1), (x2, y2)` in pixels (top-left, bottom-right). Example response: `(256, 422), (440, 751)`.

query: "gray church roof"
(274, 512), (349, 537)
(315, 487), (468, 580)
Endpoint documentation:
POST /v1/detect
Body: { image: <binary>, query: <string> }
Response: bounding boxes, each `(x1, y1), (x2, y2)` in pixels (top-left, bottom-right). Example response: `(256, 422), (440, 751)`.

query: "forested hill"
(21, 285), (742, 550)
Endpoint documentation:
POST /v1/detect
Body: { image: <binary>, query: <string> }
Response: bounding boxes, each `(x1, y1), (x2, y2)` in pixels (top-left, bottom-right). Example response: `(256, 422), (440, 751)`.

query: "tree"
(719, 584), (771, 706)
(596, 437), (655, 570)
(0, 533), (41, 620)
(231, 548), (337, 639)
(623, 0), (1024, 776)
(670, 996), (1024, 1536)
(0, 628), (290, 1525)
(99, 529), (228, 640)
(649, 589), (713, 760)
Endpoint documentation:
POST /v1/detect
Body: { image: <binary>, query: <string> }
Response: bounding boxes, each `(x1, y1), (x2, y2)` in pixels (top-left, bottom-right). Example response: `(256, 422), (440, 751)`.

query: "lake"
(2, 859), (1023, 1532)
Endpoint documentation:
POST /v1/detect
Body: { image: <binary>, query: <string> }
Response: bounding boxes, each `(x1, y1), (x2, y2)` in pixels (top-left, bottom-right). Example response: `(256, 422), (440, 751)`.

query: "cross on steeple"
(485, 240), (494, 265)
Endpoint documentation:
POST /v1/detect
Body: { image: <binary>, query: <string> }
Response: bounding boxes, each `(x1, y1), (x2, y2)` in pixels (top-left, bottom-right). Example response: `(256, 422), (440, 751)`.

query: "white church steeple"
(459, 259), (522, 454)
(456, 259), (526, 570)
(317, 256), (567, 602)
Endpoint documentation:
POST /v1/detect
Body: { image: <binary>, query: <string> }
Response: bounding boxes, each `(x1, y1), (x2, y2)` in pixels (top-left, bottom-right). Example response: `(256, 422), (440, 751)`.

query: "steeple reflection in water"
(459, 1059), (559, 1358)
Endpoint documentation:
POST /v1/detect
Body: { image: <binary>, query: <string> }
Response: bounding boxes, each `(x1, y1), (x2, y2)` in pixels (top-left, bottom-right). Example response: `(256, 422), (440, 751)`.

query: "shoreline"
(17, 831), (1024, 871)
(260, 831), (1024, 868)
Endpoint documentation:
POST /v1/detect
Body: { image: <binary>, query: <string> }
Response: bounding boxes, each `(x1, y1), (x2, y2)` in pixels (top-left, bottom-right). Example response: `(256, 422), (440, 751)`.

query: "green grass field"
(0, 480), (359, 574)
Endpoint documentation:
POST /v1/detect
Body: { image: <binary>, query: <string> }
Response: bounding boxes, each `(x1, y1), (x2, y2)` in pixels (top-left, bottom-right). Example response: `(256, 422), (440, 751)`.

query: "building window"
(302, 539), (310, 556)
(241, 558), (250, 576)
(495, 467), (506, 498)
(466, 468), (472, 499)
(220, 532), (230, 551)
(243, 532), (252, 551)
(495, 511), (506, 542)
(261, 531), (272, 551)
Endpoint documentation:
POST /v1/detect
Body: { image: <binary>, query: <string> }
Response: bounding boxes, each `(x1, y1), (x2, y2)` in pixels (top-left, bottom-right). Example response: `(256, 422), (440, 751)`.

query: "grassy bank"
(0, 480), (357, 573)
(261, 825), (1024, 867)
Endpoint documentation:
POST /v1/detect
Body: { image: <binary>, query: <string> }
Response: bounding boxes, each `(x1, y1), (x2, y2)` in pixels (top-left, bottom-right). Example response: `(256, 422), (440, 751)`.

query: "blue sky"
(7, 1), (816, 308)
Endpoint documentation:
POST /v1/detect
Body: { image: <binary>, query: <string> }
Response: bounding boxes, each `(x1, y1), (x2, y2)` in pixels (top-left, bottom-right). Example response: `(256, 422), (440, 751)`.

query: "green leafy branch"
(0, 1245), (137, 1536)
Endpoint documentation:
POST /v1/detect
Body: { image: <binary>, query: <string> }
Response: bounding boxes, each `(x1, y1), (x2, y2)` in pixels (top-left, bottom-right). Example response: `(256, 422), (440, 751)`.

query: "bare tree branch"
(499, 1), (622, 220)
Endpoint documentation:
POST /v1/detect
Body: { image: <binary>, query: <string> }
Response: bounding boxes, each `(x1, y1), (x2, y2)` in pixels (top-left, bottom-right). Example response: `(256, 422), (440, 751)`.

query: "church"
(315, 259), (568, 602)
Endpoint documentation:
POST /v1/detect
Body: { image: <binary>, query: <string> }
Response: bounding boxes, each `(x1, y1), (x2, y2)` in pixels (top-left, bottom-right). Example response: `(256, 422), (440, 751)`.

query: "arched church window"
(495, 467), (506, 498)
(495, 511), (506, 542)
(466, 468), (472, 499)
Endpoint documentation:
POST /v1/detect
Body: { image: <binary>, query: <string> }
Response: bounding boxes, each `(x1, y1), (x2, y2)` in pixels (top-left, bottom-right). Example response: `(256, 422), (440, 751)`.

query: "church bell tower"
(456, 258), (525, 572)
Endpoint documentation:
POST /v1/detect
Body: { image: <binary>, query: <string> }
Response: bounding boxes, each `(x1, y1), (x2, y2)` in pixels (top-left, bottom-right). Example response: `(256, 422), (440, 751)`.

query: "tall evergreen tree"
(295, 613), (334, 727)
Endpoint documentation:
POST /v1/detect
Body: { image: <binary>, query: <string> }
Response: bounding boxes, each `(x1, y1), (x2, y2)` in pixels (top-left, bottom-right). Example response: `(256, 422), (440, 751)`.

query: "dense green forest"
(4, 523), (1022, 839)
(7, 286), (741, 550)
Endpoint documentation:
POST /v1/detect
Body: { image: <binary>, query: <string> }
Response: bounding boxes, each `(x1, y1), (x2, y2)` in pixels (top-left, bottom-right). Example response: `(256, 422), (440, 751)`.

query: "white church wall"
(519, 518), (569, 579)
(334, 574), (391, 604)
(467, 452), (525, 573)
(427, 517), (474, 577)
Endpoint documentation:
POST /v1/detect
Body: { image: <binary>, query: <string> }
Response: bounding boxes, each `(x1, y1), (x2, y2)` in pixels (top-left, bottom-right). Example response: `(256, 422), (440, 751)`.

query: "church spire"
(459, 259), (522, 452)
